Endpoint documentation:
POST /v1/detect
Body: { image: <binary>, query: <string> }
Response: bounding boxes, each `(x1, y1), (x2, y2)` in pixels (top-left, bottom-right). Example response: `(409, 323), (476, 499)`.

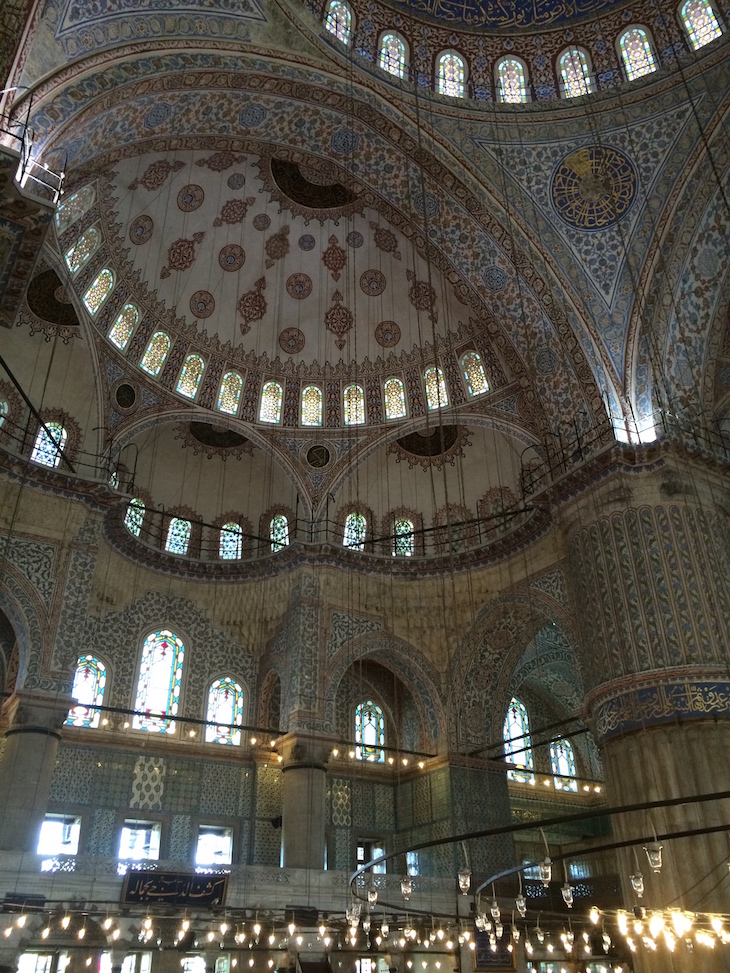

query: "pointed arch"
(680, 0), (722, 48)
(437, 51), (466, 97)
(325, 0), (352, 43)
(66, 654), (107, 727)
(461, 350), (489, 396)
(424, 365), (448, 410)
(618, 27), (657, 80)
(259, 380), (283, 423)
(343, 384), (365, 425)
(133, 629), (185, 734)
(379, 32), (406, 77)
(355, 699), (385, 761)
(64, 226), (100, 274)
(140, 332), (171, 377)
(217, 371), (243, 415)
(558, 48), (593, 98)
(383, 376), (406, 420)
(83, 268), (114, 314)
(108, 304), (139, 351)
(301, 385), (323, 426)
(496, 57), (528, 103)
(504, 697), (534, 782)
(550, 738), (578, 790)
(205, 676), (246, 745)
(176, 354), (206, 399)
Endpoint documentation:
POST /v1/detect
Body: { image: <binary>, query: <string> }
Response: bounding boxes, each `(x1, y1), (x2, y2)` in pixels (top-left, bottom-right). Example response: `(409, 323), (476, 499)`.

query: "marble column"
(279, 731), (338, 870)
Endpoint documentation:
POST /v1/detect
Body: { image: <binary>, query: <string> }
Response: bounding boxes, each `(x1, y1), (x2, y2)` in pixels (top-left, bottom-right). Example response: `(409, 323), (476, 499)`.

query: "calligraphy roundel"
(551, 146), (637, 230)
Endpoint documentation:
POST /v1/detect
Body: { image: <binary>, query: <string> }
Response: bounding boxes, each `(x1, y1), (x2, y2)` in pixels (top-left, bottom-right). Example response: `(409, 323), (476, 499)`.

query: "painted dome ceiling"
(378, 0), (630, 30)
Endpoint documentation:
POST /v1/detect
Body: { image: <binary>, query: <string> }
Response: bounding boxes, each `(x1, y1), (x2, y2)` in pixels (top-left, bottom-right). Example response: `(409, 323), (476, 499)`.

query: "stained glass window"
(270, 514), (289, 552)
(217, 371), (243, 415)
(82, 268), (114, 315)
(424, 365), (448, 410)
(55, 185), (95, 231)
(108, 304), (139, 351)
(165, 517), (191, 555)
(503, 698), (534, 783)
(125, 498), (145, 537)
(619, 28), (657, 80)
(133, 629), (185, 734)
(461, 351), (489, 396)
(325, 0), (352, 43)
(65, 226), (100, 274)
(437, 52), (465, 98)
(559, 48), (593, 98)
(260, 381), (283, 423)
(0, 399), (8, 429)
(384, 377), (406, 420)
(344, 512), (367, 550)
(31, 421), (67, 468)
(205, 677), (245, 745)
(681, 0), (722, 48)
(219, 522), (243, 560)
(66, 655), (107, 728)
(393, 519), (415, 556)
(343, 384), (365, 425)
(140, 332), (171, 377)
(176, 354), (205, 399)
(379, 33), (406, 77)
(497, 57), (528, 103)
(355, 700), (385, 761)
(551, 738), (577, 791)
(301, 385), (323, 426)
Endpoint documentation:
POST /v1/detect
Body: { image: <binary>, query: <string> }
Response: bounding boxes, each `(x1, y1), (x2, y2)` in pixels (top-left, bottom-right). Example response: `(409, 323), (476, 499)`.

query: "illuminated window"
(83, 268), (114, 315)
(357, 839), (386, 873)
(165, 517), (191, 555)
(125, 498), (145, 537)
(260, 381), (283, 423)
(461, 350), (489, 396)
(176, 354), (205, 399)
(108, 304), (139, 351)
(550, 738), (578, 791)
(66, 654), (107, 728)
(496, 57), (528, 103)
(424, 365), (448, 410)
(205, 677), (245, 745)
(119, 819), (161, 860)
(133, 629), (185, 733)
(0, 399), (8, 429)
(619, 27), (657, 80)
(393, 519), (415, 557)
(325, 0), (352, 43)
(503, 698), (534, 783)
(355, 700), (385, 762)
(55, 185), (95, 231)
(140, 331), (171, 377)
(217, 371), (243, 415)
(437, 52), (465, 97)
(379, 33), (406, 77)
(270, 514), (289, 552)
(37, 814), (81, 856)
(681, 0), (722, 48)
(343, 512), (367, 550)
(301, 385), (323, 426)
(384, 376), (406, 420)
(343, 384), (365, 425)
(196, 825), (233, 865)
(219, 522), (243, 560)
(559, 48), (593, 98)
(64, 226), (100, 274)
(31, 421), (67, 468)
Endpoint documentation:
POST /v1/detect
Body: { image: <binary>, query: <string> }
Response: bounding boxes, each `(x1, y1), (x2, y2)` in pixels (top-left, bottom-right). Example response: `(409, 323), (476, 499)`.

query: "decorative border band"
(592, 680), (730, 743)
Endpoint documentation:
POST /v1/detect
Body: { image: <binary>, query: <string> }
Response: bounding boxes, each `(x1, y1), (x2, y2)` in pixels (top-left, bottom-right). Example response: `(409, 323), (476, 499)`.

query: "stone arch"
(258, 668), (283, 732)
(0, 573), (61, 693)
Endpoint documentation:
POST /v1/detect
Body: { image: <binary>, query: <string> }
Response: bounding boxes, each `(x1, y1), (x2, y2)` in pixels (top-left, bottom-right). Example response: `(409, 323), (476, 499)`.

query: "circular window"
(306, 445), (331, 469)
(115, 383), (137, 410)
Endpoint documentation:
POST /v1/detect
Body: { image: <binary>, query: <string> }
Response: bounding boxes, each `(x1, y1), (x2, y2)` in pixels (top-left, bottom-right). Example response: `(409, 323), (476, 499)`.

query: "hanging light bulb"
(41, 926), (51, 940)
(535, 924), (545, 944)
(362, 918), (371, 934)
(61, 916), (71, 930)
(644, 841), (663, 872)
(511, 924), (520, 943)
(368, 889), (378, 906)
(588, 907), (599, 925)
(268, 933), (275, 946)
(77, 927), (86, 940)
(474, 913), (488, 932)
(401, 878), (413, 900)
(490, 899), (500, 921)
(601, 932), (611, 952)
(16, 915), (27, 929)
(561, 883), (574, 908)
(515, 894), (527, 918)
(494, 921), (503, 940)
(381, 921), (389, 938)
(457, 870), (471, 894)
(648, 913), (664, 939)
(253, 922), (261, 939)
(221, 922), (229, 936)
(617, 912), (628, 936)
(288, 922), (296, 936)
(538, 857), (552, 886)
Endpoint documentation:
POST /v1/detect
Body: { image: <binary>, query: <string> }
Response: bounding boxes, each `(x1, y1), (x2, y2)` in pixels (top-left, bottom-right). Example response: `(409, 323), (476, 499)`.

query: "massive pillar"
(279, 731), (338, 870)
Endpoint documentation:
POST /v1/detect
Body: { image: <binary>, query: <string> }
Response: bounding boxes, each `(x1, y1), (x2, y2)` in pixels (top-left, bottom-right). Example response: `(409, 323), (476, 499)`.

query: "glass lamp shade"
(644, 842), (663, 872)
(494, 921), (503, 939)
(511, 925), (520, 942)
(457, 870), (471, 894)
(561, 883), (574, 908)
(380, 922), (389, 938)
(367, 889), (378, 906)
(362, 918), (371, 934)
(539, 857), (552, 886)
(490, 900), (501, 921)
(515, 893), (527, 917)
(630, 872), (645, 896)
(401, 878), (413, 899)
(475, 913), (489, 932)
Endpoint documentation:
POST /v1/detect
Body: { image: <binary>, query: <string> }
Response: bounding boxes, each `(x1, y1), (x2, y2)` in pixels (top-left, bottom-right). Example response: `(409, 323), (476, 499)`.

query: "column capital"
(276, 731), (340, 770)
(1, 690), (74, 737)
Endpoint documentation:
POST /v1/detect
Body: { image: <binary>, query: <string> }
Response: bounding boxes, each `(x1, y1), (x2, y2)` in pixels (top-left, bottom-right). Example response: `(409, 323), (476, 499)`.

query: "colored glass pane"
(559, 49), (593, 98)
(219, 522), (243, 560)
(462, 351), (489, 396)
(83, 268), (113, 315)
(344, 512), (367, 550)
(165, 517), (191, 555)
(620, 28), (656, 80)
(140, 331), (171, 377)
(393, 518), (415, 556)
(217, 371), (243, 415)
(437, 52), (465, 98)
(270, 514), (289, 552)
(205, 677), (244, 745)
(343, 384), (365, 425)
(66, 654), (107, 728)
(424, 365), (448, 410)
(65, 226), (100, 274)
(681, 0), (721, 48)
(176, 354), (205, 399)
(125, 498), (145, 537)
(260, 381), (283, 423)
(133, 629), (185, 733)
(325, 0), (351, 42)
(108, 304), (139, 351)
(31, 421), (67, 468)
(355, 700), (385, 761)
(497, 58), (527, 103)
(301, 385), (322, 426)
(55, 186), (95, 231)
(503, 697), (534, 783)
(0, 399), (8, 429)
(380, 33), (405, 77)
(384, 377), (406, 419)
(551, 738), (577, 791)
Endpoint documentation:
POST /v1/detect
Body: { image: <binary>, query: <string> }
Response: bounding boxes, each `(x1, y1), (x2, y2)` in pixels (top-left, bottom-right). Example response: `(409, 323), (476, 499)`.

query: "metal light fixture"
(561, 883), (574, 908)
(367, 888), (378, 906)
(644, 841), (663, 872)
(401, 878), (413, 900)
(457, 869), (471, 894)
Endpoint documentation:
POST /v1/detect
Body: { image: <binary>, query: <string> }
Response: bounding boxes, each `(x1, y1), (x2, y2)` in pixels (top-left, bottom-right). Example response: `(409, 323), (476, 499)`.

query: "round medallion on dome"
(253, 214), (271, 231)
(227, 172), (246, 190)
(286, 274), (313, 300)
(413, 192), (439, 219)
(129, 215), (153, 245)
(330, 127), (359, 156)
(483, 265), (507, 293)
(299, 234), (316, 251)
(360, 270), (386, 297)
(347, 231), (364, 248)
(535, 346), (558, 374)
(306, 444), (331, 469)
(375, 320), (401, 347)
(551, 146), (637, 230)
(218, 244), (245, 272)
(190, 290), (215, 319)
(279, 328), (306, 354)
(177, 184), (204, 212)
(239, 103), (268, 128)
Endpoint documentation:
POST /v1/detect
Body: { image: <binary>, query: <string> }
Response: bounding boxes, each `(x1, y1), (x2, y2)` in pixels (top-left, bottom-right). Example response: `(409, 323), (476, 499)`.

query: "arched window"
(133, 629), (185, 734)
(55, 186), (95, 231)
(64, 226), (100, 274)
(125, 498), (145, 537)
(270, 514), (289, 552)
(503, 698), (534, 783)
(384, 377), (406, 420)
(260, 381), (283, 423)
(559, 48), (593, 98)
(393, 518), (415, 557)
(343, 512), (367, 550)
(461, 350), (489, 396)
(619, 27), (657, 80)
(31, 421), (67, 468)
(176, 354), (205, 399)
(108, 304), (139, 351)
(217, 371), (243, 415)
(140, 331), (171, 377)
(343, 384), (365, 425)
(66, 655), (107, 728)
(205, 677), (245, 745)
(424, 365), (448, 410)
(83, 268), (114, 315)
(165, 517), (192, 555)
(550, 738), (577, 791)
(0, 399), (8, 430)
(379, 33), (406, 77)
(325, 0), (352, 43)
(219, 522), (243, 560)
(355, 700), (385, 762)
(496, 57), (528, 103)
(437, 52), (466, 97)
(301, 385), (323, 426)
(681, 0), (722, 48)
